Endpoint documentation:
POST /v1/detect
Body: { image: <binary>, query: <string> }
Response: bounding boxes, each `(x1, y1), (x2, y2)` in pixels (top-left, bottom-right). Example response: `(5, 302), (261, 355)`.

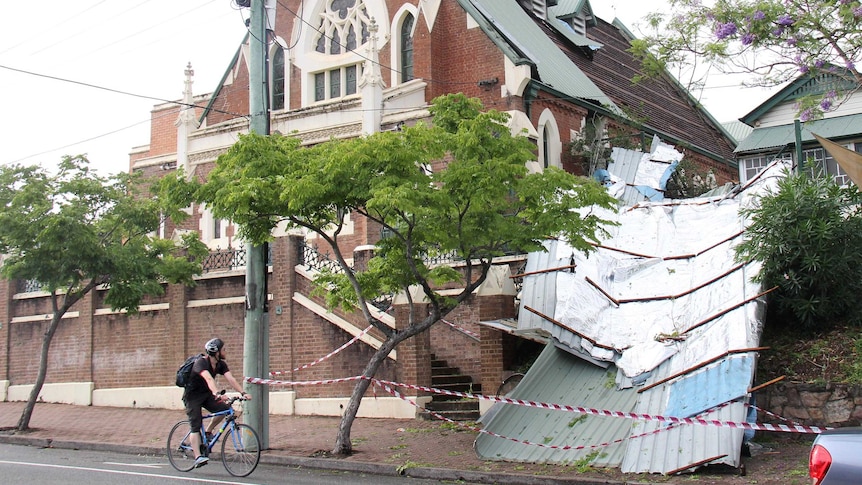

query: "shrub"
(735, 169), (862, 331)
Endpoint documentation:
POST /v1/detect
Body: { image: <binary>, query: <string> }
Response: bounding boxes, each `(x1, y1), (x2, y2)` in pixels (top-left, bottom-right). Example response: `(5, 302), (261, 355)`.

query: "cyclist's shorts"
(183, 393), (230, 432)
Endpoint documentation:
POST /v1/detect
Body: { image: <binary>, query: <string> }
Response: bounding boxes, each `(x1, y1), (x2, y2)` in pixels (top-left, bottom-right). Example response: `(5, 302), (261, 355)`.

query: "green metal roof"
(475, 342), (637, 467)
(734, 113), (862, 153)
(462, 0), (616, 109)
(550, 0), (597, 26)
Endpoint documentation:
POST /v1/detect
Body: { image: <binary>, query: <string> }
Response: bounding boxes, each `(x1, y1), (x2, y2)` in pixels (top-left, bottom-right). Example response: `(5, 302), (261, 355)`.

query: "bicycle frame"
(167, 394), (261, 477)
(199, 405), (239, 453)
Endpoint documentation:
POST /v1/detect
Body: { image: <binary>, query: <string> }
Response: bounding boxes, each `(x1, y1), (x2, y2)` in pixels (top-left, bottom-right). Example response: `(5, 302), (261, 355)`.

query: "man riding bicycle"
(183, 337), (251, 468)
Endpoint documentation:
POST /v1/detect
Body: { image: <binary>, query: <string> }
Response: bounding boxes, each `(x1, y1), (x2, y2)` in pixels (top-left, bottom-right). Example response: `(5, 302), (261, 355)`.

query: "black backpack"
(175, 353), (204, 387)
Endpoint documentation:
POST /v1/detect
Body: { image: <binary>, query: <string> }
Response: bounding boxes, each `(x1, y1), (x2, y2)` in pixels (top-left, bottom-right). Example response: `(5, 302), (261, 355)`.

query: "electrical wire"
(5, 105), (187, 165)
(0, 64), (247, 118)
(0, 0), (109, 56)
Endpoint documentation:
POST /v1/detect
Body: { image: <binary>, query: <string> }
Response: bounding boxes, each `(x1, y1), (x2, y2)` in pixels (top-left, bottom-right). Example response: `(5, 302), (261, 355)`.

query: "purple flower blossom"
(773, 27), (785, 36)
(741, 33), (756, 45)
(847, 61), (856, 70)
(799, 65), (809, 73)
(828, 90), (837, 98)
(715, 21), (738, 39)
(815, 59), (825, 68)
(854, 6), (862, 17)
(787, 37), (798, 46)
(777, 14), (794, 26)
(800, 109), (811, 122)
(821, 99), (833, 111)
(753, 10), (766, 20)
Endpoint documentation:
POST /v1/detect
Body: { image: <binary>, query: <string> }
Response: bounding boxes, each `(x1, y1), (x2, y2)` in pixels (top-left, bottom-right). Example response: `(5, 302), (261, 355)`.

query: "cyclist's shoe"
(193, 456), (209, 468)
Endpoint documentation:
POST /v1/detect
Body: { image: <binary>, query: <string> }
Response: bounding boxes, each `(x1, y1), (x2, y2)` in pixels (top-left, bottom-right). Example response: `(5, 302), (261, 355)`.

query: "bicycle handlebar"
(217, 390), (250, 405)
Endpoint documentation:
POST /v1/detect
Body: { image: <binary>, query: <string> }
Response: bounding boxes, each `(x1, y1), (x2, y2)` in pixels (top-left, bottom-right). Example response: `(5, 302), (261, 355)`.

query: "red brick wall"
(428, 1), (507, 109)
(148, 105), (181, 157)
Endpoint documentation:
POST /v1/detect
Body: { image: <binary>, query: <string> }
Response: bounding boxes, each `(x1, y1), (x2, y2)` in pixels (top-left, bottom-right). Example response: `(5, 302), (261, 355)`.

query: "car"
(809, 427), (862, 484)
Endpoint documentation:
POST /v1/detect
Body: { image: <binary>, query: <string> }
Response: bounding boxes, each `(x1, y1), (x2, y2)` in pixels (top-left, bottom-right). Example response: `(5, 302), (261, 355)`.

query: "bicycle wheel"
(167, 420), (197, 472)
(221, 423), (261, 477)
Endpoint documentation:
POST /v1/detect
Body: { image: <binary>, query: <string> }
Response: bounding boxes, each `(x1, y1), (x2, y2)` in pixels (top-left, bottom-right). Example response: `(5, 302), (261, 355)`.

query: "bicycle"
(167, 393), (261, 477)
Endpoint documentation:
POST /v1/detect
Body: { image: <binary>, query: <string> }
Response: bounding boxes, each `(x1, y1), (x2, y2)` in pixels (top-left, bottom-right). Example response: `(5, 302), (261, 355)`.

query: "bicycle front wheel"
(166, 420), (197, 472)
(221, 423), (261, 477)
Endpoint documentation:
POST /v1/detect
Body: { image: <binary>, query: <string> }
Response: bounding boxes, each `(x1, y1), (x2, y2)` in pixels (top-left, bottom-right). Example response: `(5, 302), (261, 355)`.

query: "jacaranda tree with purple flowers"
(630, 0), (861, 120)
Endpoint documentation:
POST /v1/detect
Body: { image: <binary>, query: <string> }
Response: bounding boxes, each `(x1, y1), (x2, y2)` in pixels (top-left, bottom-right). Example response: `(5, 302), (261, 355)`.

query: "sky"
(0, 1), (782, 176)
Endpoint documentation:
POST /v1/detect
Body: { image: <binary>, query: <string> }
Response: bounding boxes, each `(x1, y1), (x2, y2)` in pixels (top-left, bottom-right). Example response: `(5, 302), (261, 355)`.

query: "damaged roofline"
(198, 32), (251, 127)
(525, 81), (738, 169)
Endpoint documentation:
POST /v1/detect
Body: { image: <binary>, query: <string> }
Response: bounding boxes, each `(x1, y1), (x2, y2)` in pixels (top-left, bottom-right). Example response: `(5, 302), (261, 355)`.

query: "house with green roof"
(735, 69), (862, 185)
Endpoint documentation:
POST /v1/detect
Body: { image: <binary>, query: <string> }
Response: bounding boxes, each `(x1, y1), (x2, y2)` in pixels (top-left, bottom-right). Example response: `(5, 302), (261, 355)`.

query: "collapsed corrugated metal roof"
(476, 153), (788, 474)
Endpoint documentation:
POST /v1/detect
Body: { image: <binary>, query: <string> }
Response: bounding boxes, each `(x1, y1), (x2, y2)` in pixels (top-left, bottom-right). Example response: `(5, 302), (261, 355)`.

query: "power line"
(0, 63), (247, 118)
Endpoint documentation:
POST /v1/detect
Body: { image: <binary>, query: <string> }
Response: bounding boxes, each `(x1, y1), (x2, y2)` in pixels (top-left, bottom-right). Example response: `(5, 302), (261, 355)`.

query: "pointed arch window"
(542, 125), (551, 168)
(272, 47), (285, 111)
(313, 0), (370, 55)
(400, 13), (414, 83)
(310, 0), (370, 102)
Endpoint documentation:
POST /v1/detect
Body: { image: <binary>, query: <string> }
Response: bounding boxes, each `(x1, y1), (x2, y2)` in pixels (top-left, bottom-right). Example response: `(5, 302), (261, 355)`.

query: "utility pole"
(244, 0), (271, 449)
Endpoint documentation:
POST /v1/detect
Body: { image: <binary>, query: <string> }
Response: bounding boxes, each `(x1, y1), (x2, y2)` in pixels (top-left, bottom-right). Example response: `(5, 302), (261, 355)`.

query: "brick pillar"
(480, 325), (505, 398)
(352, 245), (375, 273)
(0, 279), (12, 382)
(166, 277), (189, 365)
(393, 301), (432, 394)
(269, 235), (301, 380)
(78, 287), (95, 383)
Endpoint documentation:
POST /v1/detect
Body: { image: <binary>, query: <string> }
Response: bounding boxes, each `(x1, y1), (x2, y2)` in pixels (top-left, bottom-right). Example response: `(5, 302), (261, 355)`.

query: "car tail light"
(809, 444), (832, 485)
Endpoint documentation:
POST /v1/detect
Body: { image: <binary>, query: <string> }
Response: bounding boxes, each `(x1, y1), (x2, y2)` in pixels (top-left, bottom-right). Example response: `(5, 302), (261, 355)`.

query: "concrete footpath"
(0, 401), (811, 485)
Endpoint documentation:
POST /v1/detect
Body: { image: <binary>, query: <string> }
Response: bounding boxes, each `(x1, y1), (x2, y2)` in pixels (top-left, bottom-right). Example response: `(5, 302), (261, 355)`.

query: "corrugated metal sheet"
(550, 0), (586, 17)
(480, 161), (784, 474)
(735, 113), (862, 153)
(608, 146), (647, 205)
(467, 0), (617, 109)
(721, 120), (753, 144)
(475, 342), (638, 467)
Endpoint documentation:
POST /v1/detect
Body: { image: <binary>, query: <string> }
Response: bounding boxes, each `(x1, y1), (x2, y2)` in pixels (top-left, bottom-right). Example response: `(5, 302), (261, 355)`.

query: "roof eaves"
(528, 80), (737, 168)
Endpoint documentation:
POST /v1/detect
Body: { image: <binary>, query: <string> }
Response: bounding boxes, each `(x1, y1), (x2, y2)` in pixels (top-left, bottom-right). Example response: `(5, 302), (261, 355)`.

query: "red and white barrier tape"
(372, 378), (830, 434)
(270, 325), (373, 375)
(243, 374), (828, 434)
(245, 375), (368, 387)
(441, 319), (480, 340)
(377, 382), (741, 451)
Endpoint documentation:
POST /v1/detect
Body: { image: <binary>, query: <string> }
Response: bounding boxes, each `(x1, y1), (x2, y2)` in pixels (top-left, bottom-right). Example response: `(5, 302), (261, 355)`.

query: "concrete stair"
(420, 356), (480, 421)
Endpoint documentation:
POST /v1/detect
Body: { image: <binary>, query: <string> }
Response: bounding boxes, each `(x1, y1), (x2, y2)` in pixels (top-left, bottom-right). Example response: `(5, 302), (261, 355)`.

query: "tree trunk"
(332, 336), (399, 455)
(16, 313), (63, 431)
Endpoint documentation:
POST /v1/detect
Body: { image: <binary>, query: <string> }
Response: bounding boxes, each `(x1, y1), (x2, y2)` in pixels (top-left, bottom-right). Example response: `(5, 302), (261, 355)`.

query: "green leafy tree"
(174, 94), (618, 455)
(630, 0), (862, 119)
(735, 168), (862, 331)
(0, 156), (208, 431)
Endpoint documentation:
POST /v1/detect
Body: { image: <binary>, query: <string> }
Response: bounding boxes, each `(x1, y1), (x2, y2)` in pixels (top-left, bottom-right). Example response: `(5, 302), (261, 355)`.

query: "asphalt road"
(0, 443), (450, 485)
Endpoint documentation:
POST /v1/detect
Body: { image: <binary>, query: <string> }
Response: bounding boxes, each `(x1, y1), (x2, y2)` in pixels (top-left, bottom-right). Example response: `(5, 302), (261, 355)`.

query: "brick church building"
(2, 0), (737, 419)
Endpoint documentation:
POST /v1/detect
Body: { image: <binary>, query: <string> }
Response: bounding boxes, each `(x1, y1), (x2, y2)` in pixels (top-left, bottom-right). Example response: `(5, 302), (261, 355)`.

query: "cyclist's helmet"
(205, 338), (224, 356)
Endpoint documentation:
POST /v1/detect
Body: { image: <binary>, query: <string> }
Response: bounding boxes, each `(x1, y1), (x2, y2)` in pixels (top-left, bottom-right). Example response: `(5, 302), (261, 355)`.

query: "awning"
(812, 133), (862, 187)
